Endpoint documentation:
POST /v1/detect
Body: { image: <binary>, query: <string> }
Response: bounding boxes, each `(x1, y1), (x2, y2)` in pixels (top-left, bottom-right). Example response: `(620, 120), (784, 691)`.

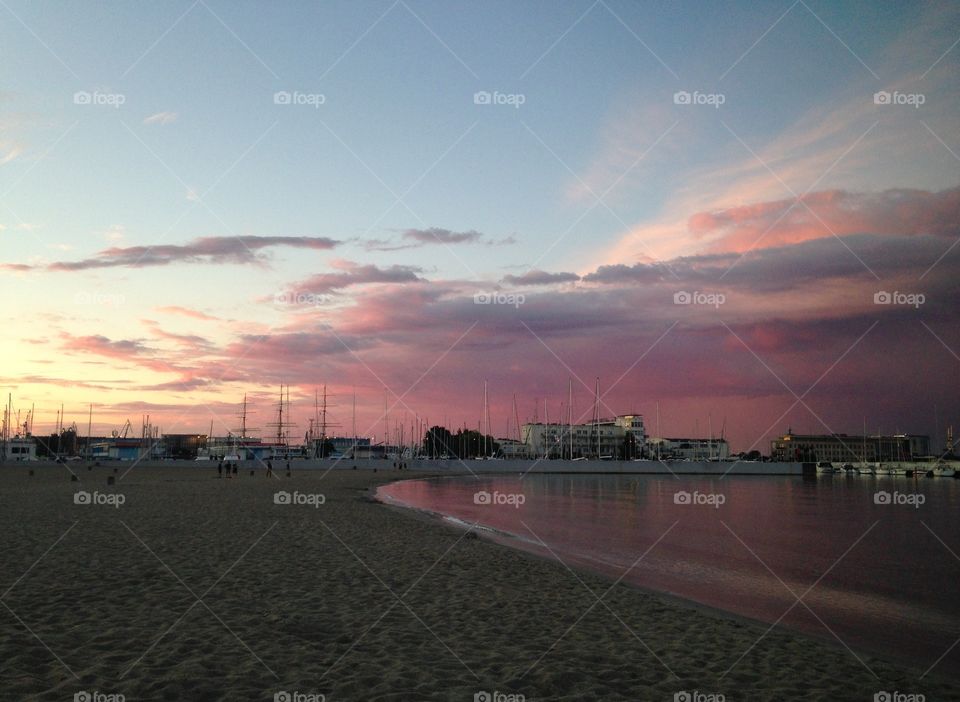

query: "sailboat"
(930, 463), (956, 478)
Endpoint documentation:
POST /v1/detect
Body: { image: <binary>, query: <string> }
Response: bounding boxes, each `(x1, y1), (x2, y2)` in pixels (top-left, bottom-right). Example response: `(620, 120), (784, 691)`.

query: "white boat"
(931, 465), (956, 478)
(817, 461), (839, 474)
(889, 463), (911, 476)
(876, 463), (896, 476)
(854, 462), (876, 475)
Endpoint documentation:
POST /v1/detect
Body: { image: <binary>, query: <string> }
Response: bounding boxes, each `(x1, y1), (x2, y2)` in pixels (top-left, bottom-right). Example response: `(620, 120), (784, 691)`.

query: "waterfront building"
(646, 437), (730, 460)
(2, 436), (37, 461)
(770, 432), (931, 462)
(522, 414), (646, 459)
(90, 437), (165, 461)
(162, 433), (207, 459)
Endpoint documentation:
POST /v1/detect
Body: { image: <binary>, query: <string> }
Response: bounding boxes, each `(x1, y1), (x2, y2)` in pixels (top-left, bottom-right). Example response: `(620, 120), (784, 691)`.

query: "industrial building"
(162, 433), (207, 459)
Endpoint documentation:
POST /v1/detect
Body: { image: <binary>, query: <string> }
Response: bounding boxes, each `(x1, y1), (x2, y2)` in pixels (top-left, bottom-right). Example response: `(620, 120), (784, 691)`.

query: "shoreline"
(1, 465), (956, 701)
(374, 474), (959, 683)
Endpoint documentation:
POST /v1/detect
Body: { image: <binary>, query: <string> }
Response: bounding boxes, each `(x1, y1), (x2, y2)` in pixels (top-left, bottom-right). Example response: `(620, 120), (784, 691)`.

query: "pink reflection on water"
(379, 474), (960, 676)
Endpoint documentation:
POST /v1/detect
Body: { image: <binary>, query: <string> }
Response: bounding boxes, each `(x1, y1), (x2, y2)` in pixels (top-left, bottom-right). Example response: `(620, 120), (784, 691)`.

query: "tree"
(424, 427), (500, 458)
(422, 426), (455, 457)
(620, 433), (640, 460)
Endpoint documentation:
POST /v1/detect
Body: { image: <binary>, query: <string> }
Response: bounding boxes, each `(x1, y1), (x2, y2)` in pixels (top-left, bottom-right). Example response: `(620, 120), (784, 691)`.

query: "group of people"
(217, 460), (287, 478)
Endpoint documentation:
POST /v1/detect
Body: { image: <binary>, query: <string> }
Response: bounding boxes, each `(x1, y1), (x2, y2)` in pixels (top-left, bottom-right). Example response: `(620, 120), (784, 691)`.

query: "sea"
(378, 473), (960, 677)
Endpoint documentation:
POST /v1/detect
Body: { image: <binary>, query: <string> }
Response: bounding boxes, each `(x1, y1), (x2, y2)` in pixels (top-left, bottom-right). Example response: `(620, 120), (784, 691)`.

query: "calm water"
(379, 474), (960, 676)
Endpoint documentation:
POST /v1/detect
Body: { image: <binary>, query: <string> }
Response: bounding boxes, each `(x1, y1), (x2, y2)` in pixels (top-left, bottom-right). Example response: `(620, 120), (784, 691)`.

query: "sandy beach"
(1, 464), (956, 701)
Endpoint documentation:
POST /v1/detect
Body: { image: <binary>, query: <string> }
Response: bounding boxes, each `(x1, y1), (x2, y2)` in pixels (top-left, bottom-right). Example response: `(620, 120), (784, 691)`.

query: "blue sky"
(2, 1), (959, 447)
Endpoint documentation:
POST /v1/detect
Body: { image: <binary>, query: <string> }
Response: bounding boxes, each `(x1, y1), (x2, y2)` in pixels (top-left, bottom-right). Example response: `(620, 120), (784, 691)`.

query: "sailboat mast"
(594, 377), (600, 458)
(656, 401), (661, 461)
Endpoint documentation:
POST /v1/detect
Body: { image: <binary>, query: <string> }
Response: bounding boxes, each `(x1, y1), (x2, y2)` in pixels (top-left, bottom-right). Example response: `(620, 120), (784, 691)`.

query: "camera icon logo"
(474, 692), (492, 702)
(874, 291), (892, 304)
(674, 692), (692, 702)
(274, 491), (292, 505)
(74, 693), (92, 702)
(473, 291), (492, 304)
(473, 491), (492, 505)
(873, 692), (891, 702)
(874, 491), (891, 505)
(673, 91), (691, 105)
(73, 91), (91, 105)
(673, 491), (692, 505)
(473, 91), (492, 105)
(273, 91), (292, 105)
(74, 491), (92, 505)
(873, 91), (891, 105)
(274, 692), (292, 702)
(673, 291), (692, 305)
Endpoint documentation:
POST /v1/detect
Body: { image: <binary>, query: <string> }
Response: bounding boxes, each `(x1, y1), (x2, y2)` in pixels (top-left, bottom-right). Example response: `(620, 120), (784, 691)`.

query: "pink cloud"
(288, 262), (424, 294)
(155, 305), (221, 321)
(690, 186), (960, 253)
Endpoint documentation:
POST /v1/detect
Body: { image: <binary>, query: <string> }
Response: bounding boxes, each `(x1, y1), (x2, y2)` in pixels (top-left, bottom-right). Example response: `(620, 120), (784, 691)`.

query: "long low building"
(647, 437), (730, 460)
(770, 432), (931, 462)
(90, 437), (165, 461)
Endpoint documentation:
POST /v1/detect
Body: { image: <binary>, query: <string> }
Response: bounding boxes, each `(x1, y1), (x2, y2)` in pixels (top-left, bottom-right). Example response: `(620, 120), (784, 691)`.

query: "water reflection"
(379, 474), (960, 675)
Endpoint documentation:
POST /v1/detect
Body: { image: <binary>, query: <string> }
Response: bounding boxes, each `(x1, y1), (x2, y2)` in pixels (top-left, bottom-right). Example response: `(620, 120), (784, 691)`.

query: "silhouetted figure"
(218, 462), (223, 478)
(266, 460), (273, 478)
(232, 463), (238, 477)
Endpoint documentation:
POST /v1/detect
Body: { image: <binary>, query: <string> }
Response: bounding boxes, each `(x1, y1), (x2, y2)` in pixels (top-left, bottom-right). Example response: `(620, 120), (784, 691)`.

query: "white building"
(3, 437), (37, 461)
(497, 438), (531, 459)
(646, 437), (730, 460)
(522, 414), (646, 459)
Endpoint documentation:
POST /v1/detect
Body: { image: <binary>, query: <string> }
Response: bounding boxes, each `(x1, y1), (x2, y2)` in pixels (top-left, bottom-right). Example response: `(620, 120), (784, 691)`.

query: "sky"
(1, 0), (959, 453)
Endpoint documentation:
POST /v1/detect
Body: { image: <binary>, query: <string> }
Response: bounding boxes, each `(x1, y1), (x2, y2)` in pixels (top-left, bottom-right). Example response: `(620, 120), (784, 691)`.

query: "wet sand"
(1, 464), (956, 701)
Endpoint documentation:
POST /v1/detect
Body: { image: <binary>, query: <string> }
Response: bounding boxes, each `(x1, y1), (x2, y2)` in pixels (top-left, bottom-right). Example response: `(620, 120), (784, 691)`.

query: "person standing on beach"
(232, 463), (238, 477)
(218, 462), (223, 478)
